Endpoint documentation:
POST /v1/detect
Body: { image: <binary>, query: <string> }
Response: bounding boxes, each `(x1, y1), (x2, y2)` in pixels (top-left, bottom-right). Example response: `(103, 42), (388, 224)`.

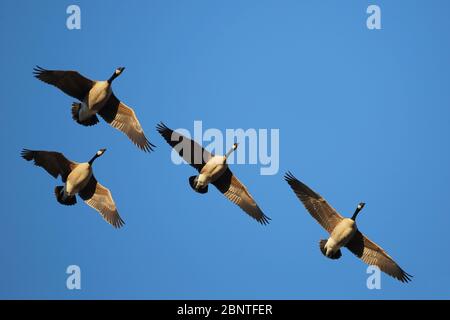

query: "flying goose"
(284, 172), (411, 283)
(157, 122), (270, 225)
(33, 66), (155, 152)
(21, 148), (124, 228)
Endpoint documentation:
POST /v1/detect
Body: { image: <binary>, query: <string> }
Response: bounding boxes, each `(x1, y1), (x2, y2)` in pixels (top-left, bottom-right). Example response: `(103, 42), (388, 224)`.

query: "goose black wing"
(33, 66), (94, 101)
(21, 149), (76, 182)
(156, 122), (212, 172)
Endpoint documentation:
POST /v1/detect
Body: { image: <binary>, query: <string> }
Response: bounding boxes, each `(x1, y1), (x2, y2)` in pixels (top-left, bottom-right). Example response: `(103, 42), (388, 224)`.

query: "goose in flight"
(157, 122), (270, 225)
(284, 172), (411, 283)
(21, 148), (125, 228)
(33, 66), (155, 152)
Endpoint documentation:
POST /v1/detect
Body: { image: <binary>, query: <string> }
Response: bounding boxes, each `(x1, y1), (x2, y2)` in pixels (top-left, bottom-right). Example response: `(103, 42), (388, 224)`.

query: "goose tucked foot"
(54, 186), (77, 206)
(71, 103), (99, 127)
(189, 176), (208, 194)
(319, 239), (342, 260)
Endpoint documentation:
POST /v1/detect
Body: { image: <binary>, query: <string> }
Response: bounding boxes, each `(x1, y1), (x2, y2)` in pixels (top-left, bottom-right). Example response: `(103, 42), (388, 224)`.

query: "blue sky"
(1, 0), (449, 299)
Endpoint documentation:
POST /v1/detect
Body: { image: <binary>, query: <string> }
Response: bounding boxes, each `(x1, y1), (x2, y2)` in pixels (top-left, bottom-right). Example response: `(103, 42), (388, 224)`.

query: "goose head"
(351, 202), (365, 221)
(115, 67), (125, 75)
(108, 67), (125, 83)
(89, 148), (107, 165)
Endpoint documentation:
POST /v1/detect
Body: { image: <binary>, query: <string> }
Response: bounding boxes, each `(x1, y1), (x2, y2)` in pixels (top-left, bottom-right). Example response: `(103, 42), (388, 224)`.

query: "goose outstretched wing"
(79, 176), (125, 229)
(156, 122), (212, 172)
(33, 66), (94, 101)
(21, 149), (76, 182)
(346, 231), (412, 283)
(213, 168), (270, 225)
(284, 172), (343, 233)
(99, 94), (155, 152)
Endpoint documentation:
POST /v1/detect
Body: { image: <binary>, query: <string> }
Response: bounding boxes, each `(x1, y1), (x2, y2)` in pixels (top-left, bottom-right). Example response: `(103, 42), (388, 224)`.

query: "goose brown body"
(78, 81), (112, 121)
(325, 219), (357, 257)
(195, 156), (229, 190)
(65, 163), (92, 196)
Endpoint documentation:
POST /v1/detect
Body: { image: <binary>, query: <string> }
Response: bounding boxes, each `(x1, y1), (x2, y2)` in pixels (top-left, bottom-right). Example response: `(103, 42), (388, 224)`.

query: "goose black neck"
(107, 73), (118, 84)
(351, 207), (362, 221)
(225, 148), (234, 158)
(88, 154), (100, 165)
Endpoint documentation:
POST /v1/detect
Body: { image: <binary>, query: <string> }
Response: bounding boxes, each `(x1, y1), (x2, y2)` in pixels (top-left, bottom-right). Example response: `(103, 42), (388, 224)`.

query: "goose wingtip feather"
(399, 271), (413, 283)
(32, 65), (46, 78)
(258, 214), (271, 226)
(284, 171), (297, 182)
(114, 217), (126, 229)
(156, 121), (169, 133)
(20, 148), (34, 161)
(142, 139), (156, 153)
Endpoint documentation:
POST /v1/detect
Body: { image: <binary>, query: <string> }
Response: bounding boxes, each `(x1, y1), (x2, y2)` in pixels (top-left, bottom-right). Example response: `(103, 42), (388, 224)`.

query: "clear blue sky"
(1, 0), (449, 299)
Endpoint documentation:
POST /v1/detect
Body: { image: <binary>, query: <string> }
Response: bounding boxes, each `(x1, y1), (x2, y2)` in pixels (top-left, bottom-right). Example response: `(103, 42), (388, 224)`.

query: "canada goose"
(21, 148), (124, 228)
(33, 66), (155, 152)
(157, 122), (270, 225)
(284, 172), (411, 283)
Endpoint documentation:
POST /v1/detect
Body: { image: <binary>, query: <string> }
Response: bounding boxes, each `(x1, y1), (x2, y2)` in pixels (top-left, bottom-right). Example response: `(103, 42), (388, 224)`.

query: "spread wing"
(346, 231), (412, 283)
(98, 94), (155, 152)
(33, 66), (94, 101)
(213, 168), (270, 225)
(79, 176), (125, 229)
(156, 122), (212, 172)
(284, 172), (343, 233)
(21, 149), (76, 182)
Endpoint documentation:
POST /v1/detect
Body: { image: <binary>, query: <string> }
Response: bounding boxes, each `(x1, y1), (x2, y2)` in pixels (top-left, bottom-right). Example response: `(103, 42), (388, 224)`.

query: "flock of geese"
(22, 66), (412, 283)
